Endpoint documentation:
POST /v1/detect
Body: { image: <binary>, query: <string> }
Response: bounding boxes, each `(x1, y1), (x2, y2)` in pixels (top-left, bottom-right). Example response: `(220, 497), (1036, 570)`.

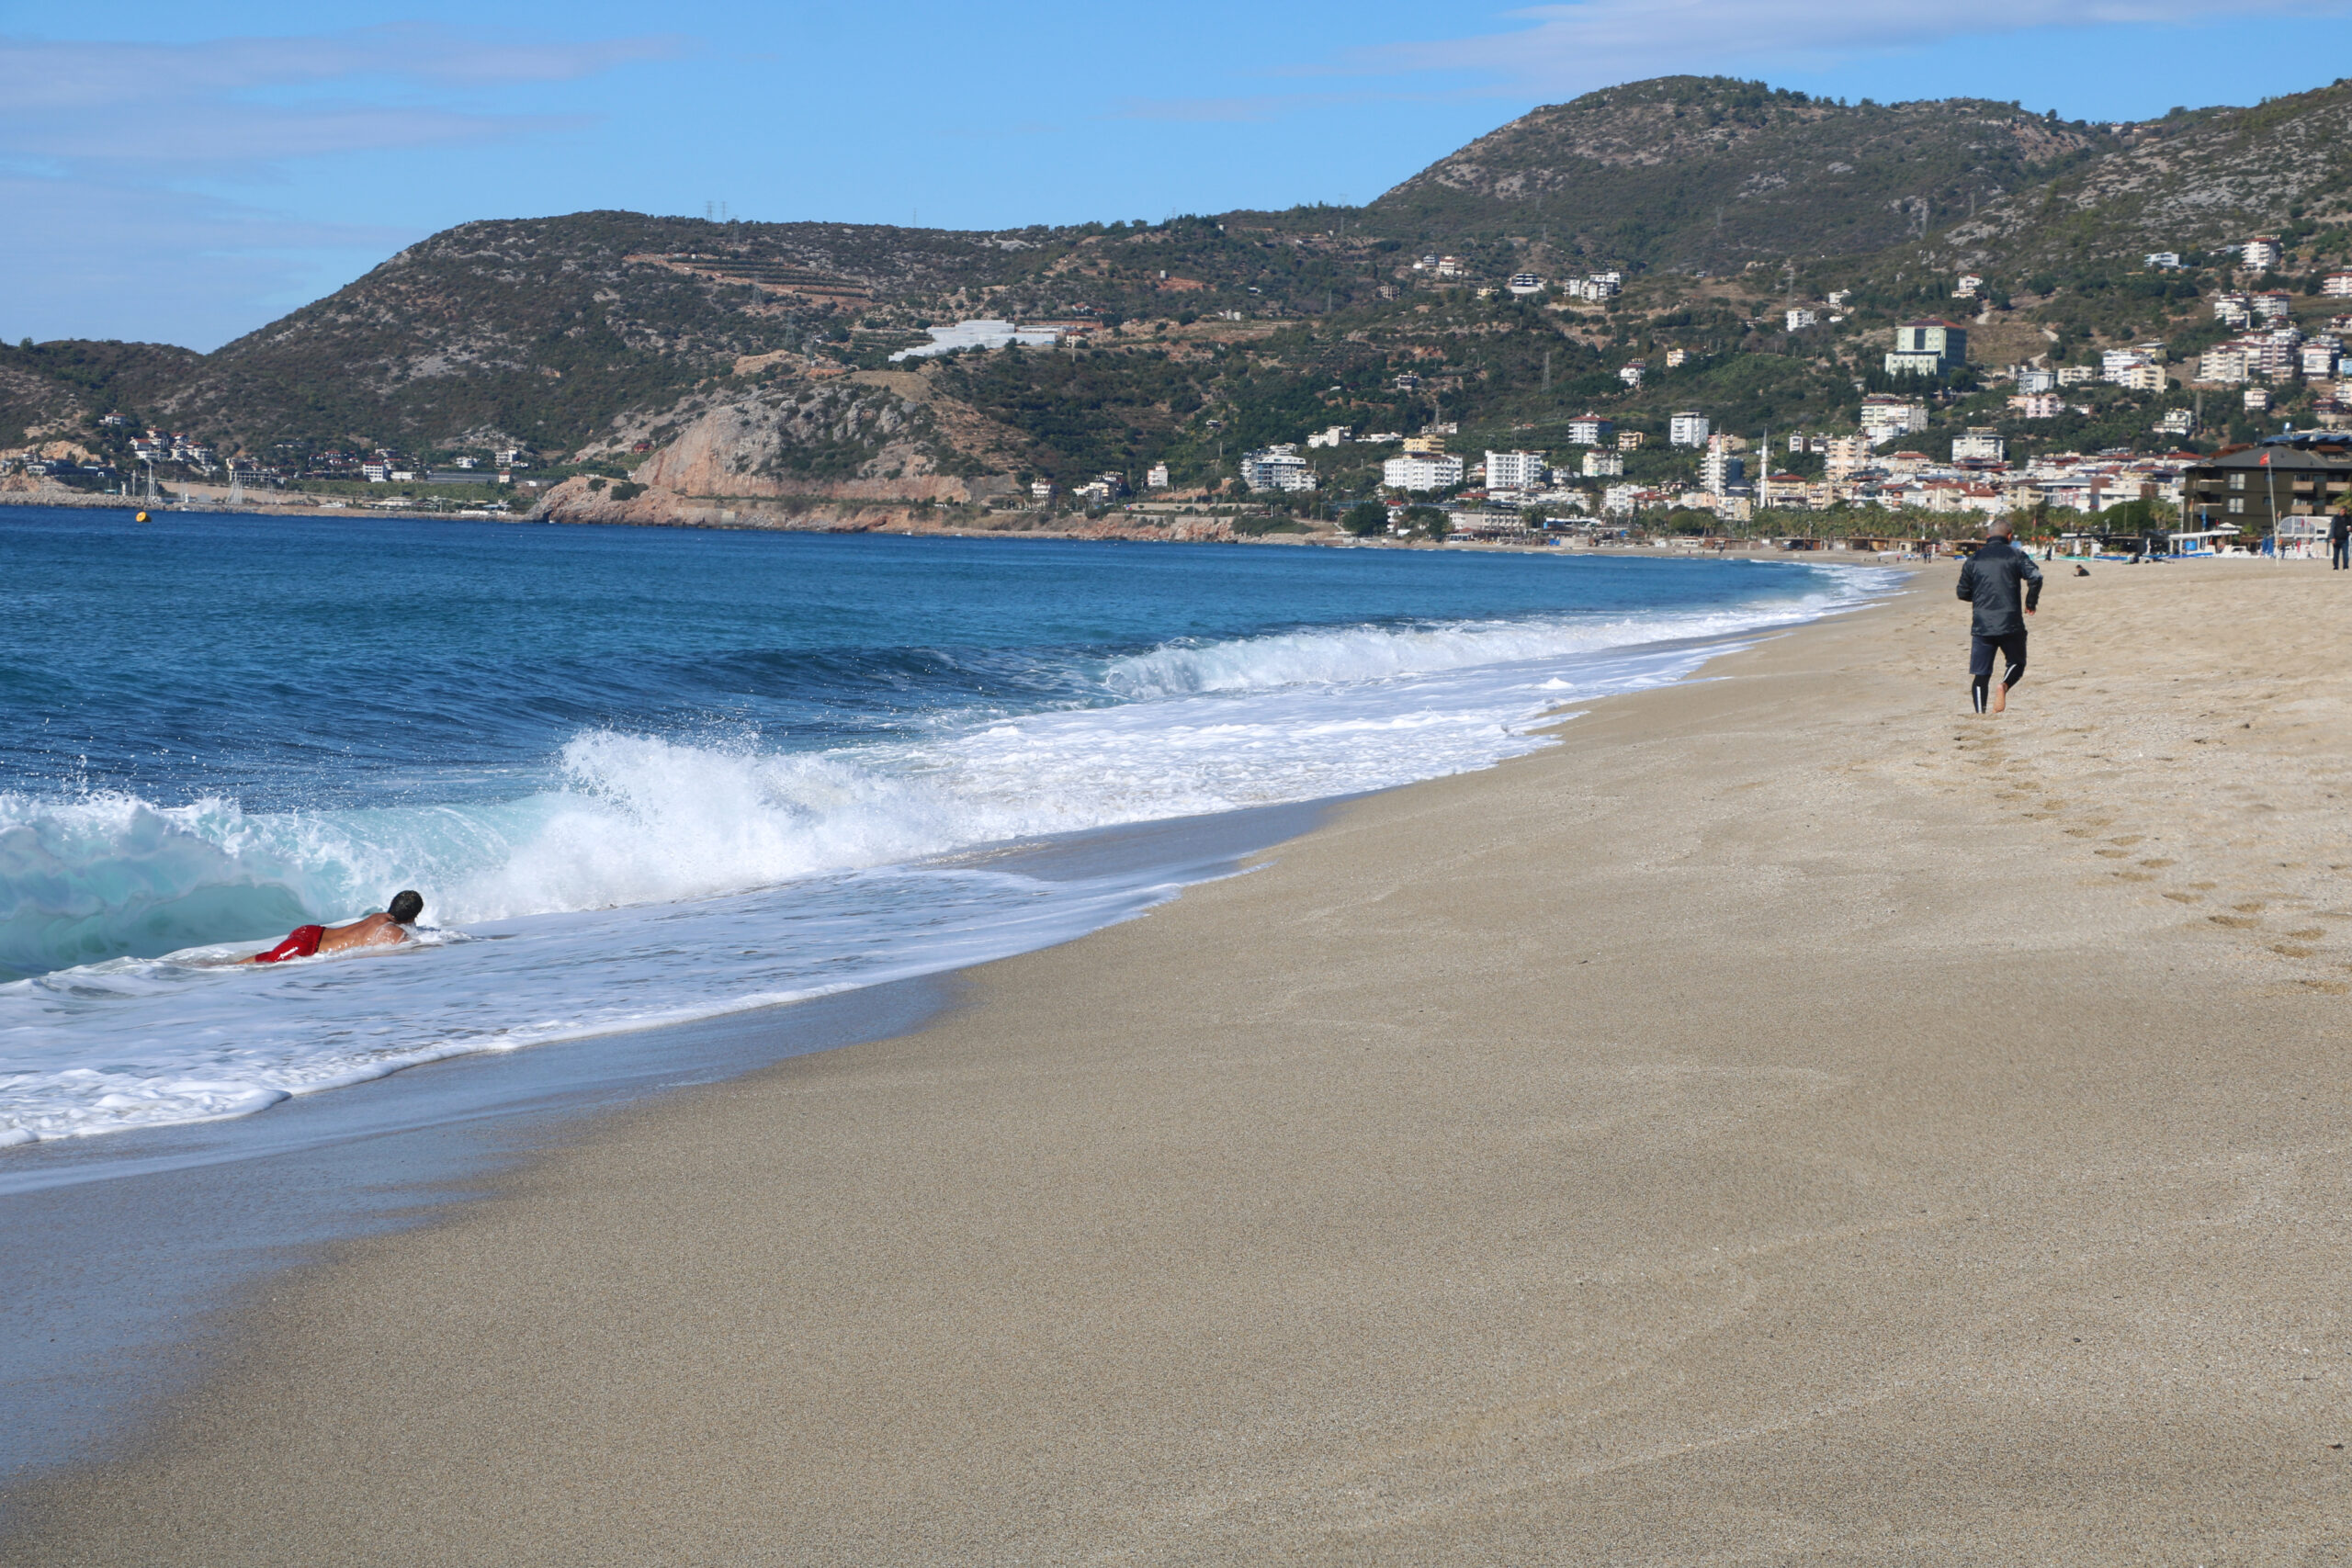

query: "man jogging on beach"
(1957, 519), (2042, 716)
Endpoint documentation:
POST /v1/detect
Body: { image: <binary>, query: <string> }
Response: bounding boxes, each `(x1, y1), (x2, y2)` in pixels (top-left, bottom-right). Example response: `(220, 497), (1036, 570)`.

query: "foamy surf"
(1, 538), (1888, 1144)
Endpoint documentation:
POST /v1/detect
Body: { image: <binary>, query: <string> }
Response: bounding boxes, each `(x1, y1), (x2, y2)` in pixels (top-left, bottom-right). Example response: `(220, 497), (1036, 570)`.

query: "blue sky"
(6, 0), (2351, 350)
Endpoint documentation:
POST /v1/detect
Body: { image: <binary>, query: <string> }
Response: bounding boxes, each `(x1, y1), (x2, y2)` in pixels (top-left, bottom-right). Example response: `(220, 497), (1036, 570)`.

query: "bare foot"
(1991, 685), (2008, 715)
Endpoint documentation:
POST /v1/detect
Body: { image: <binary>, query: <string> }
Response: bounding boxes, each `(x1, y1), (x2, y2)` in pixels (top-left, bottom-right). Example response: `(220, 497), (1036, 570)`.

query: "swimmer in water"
(247, 890), (424, 964)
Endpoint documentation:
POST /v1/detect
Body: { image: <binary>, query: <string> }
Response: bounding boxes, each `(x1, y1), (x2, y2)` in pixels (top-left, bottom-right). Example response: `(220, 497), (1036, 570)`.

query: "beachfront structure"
(1566, 414), (1612, 445)
(1485, 450), (1547, 491)
(1239, 446), (1317, 493)
(1382, 453), (1466, 491)
(2181, 439), (2352, 534)
(1668, 412), (1711, 447)
(1885, 319), (1968, 377)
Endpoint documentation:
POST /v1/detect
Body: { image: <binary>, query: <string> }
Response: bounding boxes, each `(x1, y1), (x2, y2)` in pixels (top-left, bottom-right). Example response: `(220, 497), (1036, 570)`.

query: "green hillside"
(6, 74), (2348, 509)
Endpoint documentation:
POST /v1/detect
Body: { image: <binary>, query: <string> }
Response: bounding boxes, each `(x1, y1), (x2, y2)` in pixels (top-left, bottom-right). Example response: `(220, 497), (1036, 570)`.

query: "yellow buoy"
(135, 511), (150, 523)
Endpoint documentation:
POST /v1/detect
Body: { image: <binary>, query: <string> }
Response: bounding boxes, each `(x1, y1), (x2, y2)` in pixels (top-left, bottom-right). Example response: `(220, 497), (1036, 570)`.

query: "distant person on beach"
(246, 890), (424, 964)
(1957, 520), (2042, 716)
(2330, 507), (2349, 570)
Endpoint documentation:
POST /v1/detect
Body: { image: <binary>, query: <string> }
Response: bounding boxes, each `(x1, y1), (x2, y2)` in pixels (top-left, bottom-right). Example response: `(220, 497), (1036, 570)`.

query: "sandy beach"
(8, 558), (2351, 1562)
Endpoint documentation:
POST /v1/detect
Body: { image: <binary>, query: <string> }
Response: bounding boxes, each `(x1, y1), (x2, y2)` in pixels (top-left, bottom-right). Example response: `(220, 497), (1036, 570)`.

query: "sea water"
(0, 510), (1883, 1146)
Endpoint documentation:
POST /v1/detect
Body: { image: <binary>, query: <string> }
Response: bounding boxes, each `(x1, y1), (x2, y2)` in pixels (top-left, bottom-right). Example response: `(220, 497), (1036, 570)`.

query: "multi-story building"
(1668, 412), (1711, 447)
(1823, 436), (1871, 479)
(1147, 462), (1170, 489)
(2007, 392), (2064, 419)
(2182, 439), (2352, 532)
(2301, 339), (2343, 379)
(2253, 290), (2294, 321)
(1699, 447), (1745, 495)
(1381, 453), (1465, 491)
(1484, 451), (1547, 492)
(1507, 273), (1544, 297)
(1240, 446), (1317, 493)
(2017, 367), (2057, 394)
(1618, 361), (1645, 388)
(2242, 236), (2283, 272)
(1617, 431), (1645, 451)
(1860, 395), (1928, 442)
(2197, 345), (2252, 384)
(1885, 319), (1968, 377)
(1952, 428), (2006, 462)
(1580, 449), (1624, 479)
(2145, 252), (2185, 270)
(1566, 414), (1612, 445)
(1785, 308), (1818, 331)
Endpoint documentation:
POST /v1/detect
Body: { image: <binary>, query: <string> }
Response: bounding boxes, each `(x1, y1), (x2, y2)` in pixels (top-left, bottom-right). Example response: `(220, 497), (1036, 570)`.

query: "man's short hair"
(388, 890), (424, 924)
(1986, 517), (2015, 538)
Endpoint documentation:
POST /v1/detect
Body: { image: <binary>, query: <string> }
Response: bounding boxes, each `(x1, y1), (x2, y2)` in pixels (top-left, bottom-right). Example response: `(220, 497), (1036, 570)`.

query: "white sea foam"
(0, 566), (1886, 1142)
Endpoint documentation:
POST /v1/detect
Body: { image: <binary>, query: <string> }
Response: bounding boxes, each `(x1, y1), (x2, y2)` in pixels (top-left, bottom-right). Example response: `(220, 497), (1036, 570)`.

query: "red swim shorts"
(254, 924), (326, 964)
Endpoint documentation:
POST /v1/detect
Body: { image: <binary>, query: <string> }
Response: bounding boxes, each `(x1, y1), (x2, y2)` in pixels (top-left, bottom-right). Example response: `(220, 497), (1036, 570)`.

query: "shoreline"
(12, 563), (2352, 1559)
(0, 491), (1944, 558)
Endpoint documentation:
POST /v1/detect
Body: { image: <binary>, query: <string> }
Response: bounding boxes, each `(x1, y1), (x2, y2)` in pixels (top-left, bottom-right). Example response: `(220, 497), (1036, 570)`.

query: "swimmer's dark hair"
(388, 890), (424, 925)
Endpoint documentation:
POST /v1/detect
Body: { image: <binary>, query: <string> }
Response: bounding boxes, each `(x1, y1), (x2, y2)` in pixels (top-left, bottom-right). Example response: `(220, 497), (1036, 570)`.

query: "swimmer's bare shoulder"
(315, 913), (408, 955)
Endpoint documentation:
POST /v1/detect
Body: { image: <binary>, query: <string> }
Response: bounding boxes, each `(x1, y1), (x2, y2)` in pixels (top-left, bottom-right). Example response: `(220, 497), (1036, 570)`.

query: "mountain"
(6, 73), (2348, 521)
(1365, 76), (2111, 272)
(1942, 78), (2352, 270)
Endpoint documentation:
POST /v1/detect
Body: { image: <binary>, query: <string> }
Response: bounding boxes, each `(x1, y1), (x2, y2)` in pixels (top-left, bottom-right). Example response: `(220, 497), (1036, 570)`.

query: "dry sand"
(9, 560), (2352, 1564)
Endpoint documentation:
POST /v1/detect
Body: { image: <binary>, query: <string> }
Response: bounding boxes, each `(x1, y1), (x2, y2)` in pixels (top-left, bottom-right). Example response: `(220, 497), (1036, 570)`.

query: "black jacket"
(1957, 540), (2043, 638)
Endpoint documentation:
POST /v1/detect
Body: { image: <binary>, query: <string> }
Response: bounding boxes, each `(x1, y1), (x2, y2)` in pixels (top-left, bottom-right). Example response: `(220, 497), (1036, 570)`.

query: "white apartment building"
(1580, 449), (1624, 479)
(1240, 446), (1317, 493)
(1699, 447), (1744, 494)
(1507, 273), (1544, 296)
(2145, 252), (2184, 270)
(1382, 453), (1465, 491)
(2007, 392), (2064, 419)
(1566, 414), (1612, 445)
(1951, 428), (2006, 462)
(2243, 236), (2283, 272)
(1306, 425), (1351, 448)
(1858, 396), (1927, 442)
(1147, 462), (1170, 489)
(1668, 411), (1710, 447)
(1484, 450), (1547, 491)
(1785, 308), (1818, 331)
(2114, 362), (2168, 392)
(2301, 339), (2343, 378)
(2017, 367), (2057, 393)
(1618, 362), (1645, 388)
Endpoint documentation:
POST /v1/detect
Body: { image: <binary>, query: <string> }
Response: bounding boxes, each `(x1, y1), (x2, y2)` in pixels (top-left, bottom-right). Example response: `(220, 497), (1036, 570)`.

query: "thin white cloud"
(0, 25), (680, 348)
(1347, 0), (2352, 95)
(0, 28), (680, 168)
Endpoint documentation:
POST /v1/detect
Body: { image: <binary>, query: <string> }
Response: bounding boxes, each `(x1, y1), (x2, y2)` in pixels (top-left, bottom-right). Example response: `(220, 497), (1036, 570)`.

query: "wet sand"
(9, 559), (2350, 1563)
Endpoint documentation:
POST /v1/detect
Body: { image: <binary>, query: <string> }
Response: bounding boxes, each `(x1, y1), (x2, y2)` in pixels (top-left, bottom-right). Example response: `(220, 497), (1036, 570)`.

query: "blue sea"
(0, 509), (1881, 1147)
